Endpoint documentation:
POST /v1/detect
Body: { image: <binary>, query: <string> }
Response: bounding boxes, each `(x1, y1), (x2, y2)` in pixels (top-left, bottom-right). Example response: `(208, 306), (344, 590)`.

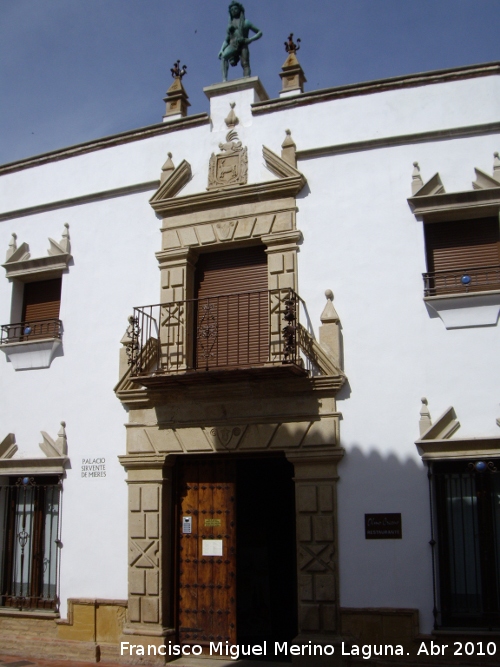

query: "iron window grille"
(430, 459), (500, 629)
(0, 475), (62, 611)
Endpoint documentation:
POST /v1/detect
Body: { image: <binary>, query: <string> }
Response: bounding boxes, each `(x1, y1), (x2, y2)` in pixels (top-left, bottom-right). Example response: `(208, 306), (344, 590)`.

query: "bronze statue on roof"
(218, 2), (262, 82)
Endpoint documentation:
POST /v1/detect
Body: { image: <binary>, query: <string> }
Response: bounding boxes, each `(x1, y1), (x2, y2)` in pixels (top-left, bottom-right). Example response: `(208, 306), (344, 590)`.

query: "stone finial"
(493, 152), (500, 181)
(40, 422), (68, 458)
(161, 152), (175, 183)
(6, 233), (17, 261)
(279, 35), (306, 97)
(419, 397), (432, 436)
(320, 290), (340, 324)
(281, 129), (297, 168)
(163, 61), (190, 122)
(56, 421), (68, 456)
(48, 223), (72, 257)
(224, 102), (239, 129)
(319, 290), (342, 368)
(411, 162), (424, 194)
(59, 223), (71, 254)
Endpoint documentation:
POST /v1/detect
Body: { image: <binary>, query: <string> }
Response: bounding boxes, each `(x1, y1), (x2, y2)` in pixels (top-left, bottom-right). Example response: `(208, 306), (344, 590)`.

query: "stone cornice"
(252, 62), (500, 115)
(0, 456), (68, 475)
(2, 252), (71, 281)
(115, 373), (345, 408)
(0, 114), (210, 176)
(416, 436), (500, 461)
(149, 175), (306, 217)
(408, 186), (500, 221)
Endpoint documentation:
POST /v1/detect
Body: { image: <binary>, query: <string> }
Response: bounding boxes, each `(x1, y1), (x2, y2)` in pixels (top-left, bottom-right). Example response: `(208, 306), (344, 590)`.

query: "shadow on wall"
(337, 445), (434, 633)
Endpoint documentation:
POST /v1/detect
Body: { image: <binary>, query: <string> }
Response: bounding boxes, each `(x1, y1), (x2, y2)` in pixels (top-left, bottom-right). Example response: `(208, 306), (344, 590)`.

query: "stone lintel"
(151, 176), (306, 217)
(160, 197), (296, 230)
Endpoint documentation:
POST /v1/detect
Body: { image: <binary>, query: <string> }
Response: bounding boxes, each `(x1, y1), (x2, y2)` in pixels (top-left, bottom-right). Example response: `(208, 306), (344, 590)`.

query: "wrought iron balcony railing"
(423, 265), (500, 297)
(127, 288), (312, 381)
(0, 319), (63, 344)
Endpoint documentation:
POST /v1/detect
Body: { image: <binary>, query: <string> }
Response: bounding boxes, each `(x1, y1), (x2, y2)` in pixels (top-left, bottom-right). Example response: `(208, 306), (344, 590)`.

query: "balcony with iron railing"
(423, 265), (500, 297)
(0, 318), (63, 344)
(126, 288), (324, 386)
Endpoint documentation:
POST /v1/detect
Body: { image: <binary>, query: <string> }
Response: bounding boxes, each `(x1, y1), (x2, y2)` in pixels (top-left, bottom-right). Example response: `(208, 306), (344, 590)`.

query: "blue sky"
(1, 0), (499, 165)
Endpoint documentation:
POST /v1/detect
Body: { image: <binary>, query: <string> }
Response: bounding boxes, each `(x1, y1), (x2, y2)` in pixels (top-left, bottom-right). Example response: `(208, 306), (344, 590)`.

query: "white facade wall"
(0, 67), (498, 631)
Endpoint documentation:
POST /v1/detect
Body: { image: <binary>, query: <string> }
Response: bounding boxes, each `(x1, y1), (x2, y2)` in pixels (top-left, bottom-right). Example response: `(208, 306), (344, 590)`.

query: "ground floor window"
(433, 459), (500, 628)
(0, 475), (61, 610)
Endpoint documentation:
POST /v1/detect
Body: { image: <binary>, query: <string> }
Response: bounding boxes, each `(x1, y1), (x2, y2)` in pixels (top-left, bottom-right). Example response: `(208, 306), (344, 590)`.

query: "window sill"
(424, 290), (500, 329)
(0, 337), (62, 370)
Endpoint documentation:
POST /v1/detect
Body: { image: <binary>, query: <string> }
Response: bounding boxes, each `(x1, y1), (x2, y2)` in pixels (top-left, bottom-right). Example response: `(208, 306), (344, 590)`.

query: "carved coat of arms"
(208, 129), (248, 189)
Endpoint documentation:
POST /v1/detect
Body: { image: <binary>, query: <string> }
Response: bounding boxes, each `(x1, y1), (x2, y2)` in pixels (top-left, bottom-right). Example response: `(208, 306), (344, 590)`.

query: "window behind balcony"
(194, 246), (268, 370)
(21, 278), (62, 340)
(424, 217), (500, 295)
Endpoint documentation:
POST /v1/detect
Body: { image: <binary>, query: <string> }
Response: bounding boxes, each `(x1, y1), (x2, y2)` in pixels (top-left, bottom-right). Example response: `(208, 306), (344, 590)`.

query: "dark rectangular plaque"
(365, 513), (402, 539)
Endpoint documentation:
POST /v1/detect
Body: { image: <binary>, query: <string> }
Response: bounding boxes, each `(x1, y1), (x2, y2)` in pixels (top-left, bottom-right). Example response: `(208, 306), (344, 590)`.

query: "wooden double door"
(176, 459), (237, 645)
(175, 456), (297, 648)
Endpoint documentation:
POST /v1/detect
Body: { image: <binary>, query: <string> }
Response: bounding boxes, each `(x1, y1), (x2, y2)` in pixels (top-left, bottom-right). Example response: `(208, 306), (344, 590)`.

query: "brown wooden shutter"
(194, 246), (268, 369)
(22, 278), (62, 322)
(425, 217), (500, 294)
(425, 217), (500, 272)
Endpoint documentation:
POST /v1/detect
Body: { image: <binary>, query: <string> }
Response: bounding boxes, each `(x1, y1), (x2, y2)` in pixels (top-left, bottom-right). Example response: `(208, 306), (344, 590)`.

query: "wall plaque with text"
(365, 513), (402, 539)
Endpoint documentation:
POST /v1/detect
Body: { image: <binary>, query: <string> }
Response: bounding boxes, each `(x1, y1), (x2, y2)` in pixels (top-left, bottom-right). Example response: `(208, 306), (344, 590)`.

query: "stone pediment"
(149, 147), (306, 217)
(149, 159), (192, 207)
(2, 224), (72, 281)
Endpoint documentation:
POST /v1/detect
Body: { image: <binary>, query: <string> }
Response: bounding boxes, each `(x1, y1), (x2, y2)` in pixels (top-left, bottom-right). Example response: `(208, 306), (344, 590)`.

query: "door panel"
(177, 460), (236, 645)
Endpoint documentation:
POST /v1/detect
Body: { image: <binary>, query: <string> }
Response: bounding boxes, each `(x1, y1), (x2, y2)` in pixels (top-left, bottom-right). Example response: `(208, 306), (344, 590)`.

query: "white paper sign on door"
(202, 539), (223, 556)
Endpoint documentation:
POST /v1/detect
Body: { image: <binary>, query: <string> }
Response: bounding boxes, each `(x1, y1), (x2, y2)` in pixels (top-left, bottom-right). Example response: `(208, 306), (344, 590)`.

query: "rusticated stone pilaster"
(119, 454), (176, 656)
(287, 450), (343, 642)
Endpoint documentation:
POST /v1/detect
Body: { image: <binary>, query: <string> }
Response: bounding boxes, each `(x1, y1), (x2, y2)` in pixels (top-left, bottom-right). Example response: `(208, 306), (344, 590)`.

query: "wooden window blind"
(194, 246), (268, 369)
(424, 217), (500, 294)
(22, 278), (62, 323)
(425, 217), (500, 273)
